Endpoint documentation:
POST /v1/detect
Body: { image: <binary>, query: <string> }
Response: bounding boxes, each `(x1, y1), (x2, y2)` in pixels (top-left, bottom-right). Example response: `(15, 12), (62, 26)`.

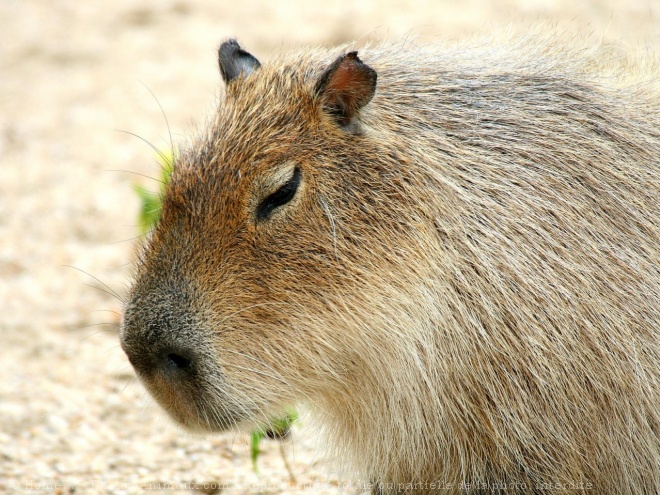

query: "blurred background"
(1, 1), (657, 493)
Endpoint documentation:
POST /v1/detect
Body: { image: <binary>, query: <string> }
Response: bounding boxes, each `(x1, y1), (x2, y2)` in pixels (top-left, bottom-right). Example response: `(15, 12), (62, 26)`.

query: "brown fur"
(121, 34), (660, 494)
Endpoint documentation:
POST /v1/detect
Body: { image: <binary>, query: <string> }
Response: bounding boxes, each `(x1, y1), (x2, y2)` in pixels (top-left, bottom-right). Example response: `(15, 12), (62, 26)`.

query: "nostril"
(158, 347), (197, 376)
(166, 352), (193, 371)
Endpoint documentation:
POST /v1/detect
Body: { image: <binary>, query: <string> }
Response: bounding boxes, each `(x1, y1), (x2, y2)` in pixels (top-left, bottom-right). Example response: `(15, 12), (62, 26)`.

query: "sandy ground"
(0, 1), (657, 494)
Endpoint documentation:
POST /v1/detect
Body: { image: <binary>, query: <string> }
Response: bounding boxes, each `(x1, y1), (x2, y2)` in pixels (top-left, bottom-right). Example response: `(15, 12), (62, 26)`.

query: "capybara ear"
(315, 51), (377, 130)
(218, 39), (261, 84)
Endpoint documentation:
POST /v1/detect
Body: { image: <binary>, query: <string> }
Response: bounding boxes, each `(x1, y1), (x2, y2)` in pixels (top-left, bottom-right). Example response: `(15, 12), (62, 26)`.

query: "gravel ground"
(1, 1), (657, 494)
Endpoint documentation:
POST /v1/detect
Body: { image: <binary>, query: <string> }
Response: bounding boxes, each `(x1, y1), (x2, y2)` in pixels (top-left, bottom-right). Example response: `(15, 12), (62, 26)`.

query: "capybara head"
(121, 37), (660, 492)
(121, 40), (395, 432)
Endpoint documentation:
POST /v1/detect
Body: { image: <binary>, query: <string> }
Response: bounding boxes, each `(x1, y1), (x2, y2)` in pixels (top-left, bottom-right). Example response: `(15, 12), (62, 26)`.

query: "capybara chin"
(120, 34), (660, 494)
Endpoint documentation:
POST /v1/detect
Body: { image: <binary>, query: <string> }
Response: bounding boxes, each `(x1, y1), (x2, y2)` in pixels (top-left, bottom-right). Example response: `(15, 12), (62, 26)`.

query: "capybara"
(121, 36), (660, 494)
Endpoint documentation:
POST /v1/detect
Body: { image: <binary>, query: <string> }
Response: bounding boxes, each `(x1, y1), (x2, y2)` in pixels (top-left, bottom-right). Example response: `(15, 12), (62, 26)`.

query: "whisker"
(103, 169), (165, 185)
(81, 283), (123, 302)
(222, 349), (286, 377)
(102, 343), (123, 356)
(205, 383), (259, 429)
(76, 326), (120, 341)
(106, 260), (139, 269)
(197, 400), (211, 430)
(113, 129), (170, 166)
(113, 362), (134, 374)
(220, 348), (313, 409)
(139, 80), (174, 157)
(71, 322), (117, 331)
(121, 376), (138, 394)
(64, 264), (124, 303)
(218, 300), (324, 413)
(108, 233), (150, 246)
(89, 309), (122, 317)
(221, 379), (292, 430)
(221, 361), (289, 385)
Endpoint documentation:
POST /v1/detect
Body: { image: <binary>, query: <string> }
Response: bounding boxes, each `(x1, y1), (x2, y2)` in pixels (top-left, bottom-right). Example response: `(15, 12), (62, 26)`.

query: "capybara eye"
(256, 167), (301, 221)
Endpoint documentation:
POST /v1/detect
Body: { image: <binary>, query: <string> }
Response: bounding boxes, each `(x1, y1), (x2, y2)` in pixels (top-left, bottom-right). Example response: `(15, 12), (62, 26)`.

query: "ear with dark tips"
(314, 51), (377, 130)
(218, 39), (261, 84)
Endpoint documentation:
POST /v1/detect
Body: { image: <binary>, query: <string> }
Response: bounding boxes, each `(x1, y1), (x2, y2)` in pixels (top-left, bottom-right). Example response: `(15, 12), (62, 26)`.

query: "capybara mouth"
(135, 368), (246, 433)
(120, 318), (247, 432)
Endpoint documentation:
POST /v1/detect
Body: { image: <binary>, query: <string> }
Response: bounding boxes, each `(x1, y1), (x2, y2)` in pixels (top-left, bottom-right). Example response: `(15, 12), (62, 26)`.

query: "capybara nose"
(123, 343), (198, 379)
(159, 348), (195, 376)
(120, 325), (198, 379)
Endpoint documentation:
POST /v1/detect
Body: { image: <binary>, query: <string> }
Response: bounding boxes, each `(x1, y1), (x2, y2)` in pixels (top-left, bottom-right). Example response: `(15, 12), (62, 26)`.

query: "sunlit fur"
(122, 33), (659, 494)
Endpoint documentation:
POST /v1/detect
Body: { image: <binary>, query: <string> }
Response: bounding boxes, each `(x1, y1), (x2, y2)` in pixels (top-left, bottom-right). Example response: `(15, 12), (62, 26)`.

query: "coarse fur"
(121, 33), (660, 494)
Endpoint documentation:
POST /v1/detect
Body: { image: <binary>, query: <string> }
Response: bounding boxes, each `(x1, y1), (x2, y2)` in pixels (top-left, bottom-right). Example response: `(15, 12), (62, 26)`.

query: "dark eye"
(256, 167), (302, 221)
